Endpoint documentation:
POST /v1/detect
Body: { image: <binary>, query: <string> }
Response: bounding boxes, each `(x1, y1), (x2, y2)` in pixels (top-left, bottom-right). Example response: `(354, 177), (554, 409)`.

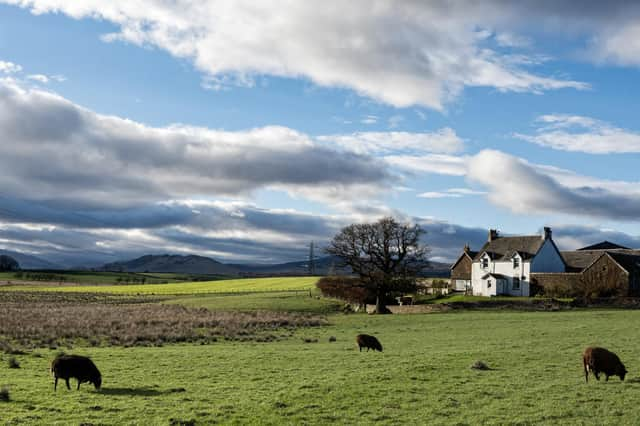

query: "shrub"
(316, 276), (370, 304)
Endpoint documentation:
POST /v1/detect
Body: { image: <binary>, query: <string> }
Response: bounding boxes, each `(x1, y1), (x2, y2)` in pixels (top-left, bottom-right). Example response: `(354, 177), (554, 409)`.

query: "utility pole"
(308, 241), (316, 276)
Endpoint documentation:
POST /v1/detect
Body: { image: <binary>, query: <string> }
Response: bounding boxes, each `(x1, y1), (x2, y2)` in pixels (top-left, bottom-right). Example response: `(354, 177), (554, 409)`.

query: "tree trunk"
(374, 289), (391, 314)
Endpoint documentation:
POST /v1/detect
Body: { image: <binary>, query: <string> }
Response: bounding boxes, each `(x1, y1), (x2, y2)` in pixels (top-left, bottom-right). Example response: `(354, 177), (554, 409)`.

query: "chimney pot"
(488, 229), (498, 242)
(543, 227), (552, 240)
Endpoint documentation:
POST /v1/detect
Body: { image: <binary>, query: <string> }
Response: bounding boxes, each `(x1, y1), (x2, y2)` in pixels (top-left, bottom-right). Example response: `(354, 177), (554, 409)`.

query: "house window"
(487, 280), (492, 288)
(482, 258), (489, 269)
(512, 277), (520, 290)
(513, 257), (519, 268)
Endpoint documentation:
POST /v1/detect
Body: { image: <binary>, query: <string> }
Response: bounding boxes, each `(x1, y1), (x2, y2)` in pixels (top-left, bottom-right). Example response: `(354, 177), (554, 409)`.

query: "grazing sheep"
(583, 346), (627, 383)
(51, 354), (102, 391)
(356, 334), (383, 352)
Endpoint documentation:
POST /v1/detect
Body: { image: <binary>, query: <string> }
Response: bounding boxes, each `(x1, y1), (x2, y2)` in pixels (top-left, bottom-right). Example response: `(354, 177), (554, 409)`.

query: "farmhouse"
(450, 245), (477, 293)
(452, 230), (640, 297)
(451, 227), (565, 297)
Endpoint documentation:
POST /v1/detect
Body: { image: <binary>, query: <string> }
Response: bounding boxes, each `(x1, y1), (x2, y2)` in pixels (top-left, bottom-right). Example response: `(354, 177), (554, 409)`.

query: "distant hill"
(101, 254), (239, 275)
(100, 254), (451, 277)
(0, 250), (62, 270)
(228, 256), (350, 276)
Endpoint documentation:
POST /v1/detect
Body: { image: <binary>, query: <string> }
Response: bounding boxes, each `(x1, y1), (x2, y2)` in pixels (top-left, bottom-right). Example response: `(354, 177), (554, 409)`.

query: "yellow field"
(2, 276), (320, 295)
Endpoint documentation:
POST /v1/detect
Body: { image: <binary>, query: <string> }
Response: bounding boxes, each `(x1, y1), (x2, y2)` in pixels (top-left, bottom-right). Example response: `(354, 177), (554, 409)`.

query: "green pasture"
(3, 310), (640, 425)
(2, 276), (321, 295)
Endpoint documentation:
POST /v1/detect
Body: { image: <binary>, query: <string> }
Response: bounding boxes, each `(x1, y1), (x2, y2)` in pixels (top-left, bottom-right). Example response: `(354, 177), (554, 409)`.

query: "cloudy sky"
(1, 1), (640, 267)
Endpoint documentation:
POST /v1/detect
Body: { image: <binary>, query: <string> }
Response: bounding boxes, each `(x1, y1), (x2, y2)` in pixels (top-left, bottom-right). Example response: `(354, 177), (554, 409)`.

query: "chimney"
(488, 229), (498, 242)
(543, 227), (552, 240)
(463, 243), (470, 253)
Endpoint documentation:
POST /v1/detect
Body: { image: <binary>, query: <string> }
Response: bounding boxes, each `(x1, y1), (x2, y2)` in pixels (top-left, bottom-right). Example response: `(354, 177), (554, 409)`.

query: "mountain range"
(0, 250), (451, 277)
(100, 254), (450, 277)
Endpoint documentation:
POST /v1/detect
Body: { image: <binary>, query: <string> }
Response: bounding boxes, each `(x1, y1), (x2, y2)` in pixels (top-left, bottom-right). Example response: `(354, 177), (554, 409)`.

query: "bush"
(316, 276), (370, 304)
(541, 280), (577, 298)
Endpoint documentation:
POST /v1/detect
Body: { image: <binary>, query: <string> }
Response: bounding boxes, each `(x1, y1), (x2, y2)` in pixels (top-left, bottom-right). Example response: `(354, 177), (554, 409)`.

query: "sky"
(1, 1), (640, 267)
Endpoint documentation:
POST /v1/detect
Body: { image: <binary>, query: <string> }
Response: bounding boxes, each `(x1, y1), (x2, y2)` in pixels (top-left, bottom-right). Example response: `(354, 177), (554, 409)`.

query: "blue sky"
(1, 1), (640, 267)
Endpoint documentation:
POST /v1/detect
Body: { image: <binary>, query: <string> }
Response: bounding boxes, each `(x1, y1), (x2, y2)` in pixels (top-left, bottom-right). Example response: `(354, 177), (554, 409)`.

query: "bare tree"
(326, 217), (429, 314)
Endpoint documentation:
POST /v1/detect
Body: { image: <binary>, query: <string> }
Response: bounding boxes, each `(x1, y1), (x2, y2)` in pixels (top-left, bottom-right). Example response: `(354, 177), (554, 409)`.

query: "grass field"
(3, 310), (640, 424)
(165, 290), (343, 314)
(1, 276), (321, 295)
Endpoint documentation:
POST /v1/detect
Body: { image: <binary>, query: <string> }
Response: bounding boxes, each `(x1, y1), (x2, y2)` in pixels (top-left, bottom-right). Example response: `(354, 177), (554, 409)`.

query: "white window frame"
(482, 256), (489, 269)
(513, 256), (520, 269)
(487, 279), (492, 288)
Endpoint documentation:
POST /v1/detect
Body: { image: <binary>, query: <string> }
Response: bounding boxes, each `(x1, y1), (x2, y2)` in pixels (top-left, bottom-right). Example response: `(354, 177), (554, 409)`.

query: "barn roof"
(562, 249), (640, 272)
(578, 241), (630, 251)
(561, 250), (604, 272)
(473, 236), (545, 262)
(607, 252), (640, 275)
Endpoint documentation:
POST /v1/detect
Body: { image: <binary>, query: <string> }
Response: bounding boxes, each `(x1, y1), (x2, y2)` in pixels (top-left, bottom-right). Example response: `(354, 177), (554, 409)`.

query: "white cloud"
(515, 114), (640, 154)
(495, 31), (531, 48)
(0, 60), (21, 74)
(321, 128), (464, 156)
(360, 115), (378, 125)
(1, 1), (589, 109)
(388, 115), (404, 129)
(418, 188), (486, 199)
(27, 74), (49, 83)
(385, 154), (469, 176)
(467, 149), (640, 220)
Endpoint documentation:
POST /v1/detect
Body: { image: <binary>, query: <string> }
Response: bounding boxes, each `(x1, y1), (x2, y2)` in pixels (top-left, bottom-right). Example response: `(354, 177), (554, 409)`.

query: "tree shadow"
(99, 387), (185, 396)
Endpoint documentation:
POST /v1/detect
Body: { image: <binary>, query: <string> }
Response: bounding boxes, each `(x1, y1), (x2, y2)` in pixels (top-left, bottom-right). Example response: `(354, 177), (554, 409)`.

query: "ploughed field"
(3, 294), (640, 424)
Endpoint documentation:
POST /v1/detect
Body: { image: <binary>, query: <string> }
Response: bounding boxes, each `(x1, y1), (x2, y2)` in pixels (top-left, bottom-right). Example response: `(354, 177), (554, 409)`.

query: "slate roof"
(562, 249), (640, 272)
(473, 236), (545, 262)
(450, 250), (478, 270)
(578, 241), (630, 251)
(608, 252), (640, 275)
(561, 250), (605, 272)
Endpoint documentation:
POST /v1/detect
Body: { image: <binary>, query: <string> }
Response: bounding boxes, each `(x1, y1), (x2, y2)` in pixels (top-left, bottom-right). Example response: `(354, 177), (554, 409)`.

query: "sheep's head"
(618, 365), (627, 381)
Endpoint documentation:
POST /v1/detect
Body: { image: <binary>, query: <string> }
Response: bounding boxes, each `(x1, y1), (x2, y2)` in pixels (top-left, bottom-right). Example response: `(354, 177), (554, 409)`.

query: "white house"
(469, 227), (565, 297)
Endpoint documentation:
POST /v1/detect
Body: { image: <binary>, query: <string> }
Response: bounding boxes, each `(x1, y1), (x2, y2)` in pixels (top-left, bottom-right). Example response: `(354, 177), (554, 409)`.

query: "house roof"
(450, 249), (478, 270)
(578, 241), (630, 251)
(473, 236), (545, 262)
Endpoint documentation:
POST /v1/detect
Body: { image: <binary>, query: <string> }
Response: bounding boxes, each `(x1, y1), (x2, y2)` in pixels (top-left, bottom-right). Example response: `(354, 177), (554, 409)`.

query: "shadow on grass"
(99, 387), (186, 396)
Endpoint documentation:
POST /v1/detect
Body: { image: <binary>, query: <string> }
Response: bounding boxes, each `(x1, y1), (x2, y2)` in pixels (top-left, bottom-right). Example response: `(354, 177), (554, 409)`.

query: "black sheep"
(51, 354), (102, 391)
(583, 346), (627, 383)
(356, 334), (383, 352)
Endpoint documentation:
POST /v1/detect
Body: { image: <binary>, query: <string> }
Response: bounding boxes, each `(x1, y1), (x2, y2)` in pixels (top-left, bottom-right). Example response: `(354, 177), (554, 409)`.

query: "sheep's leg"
(65, 378), (71, 390)
(54, 377), (58, 391)
(605, 375), (609, 382)
(77, 380), (81, 390)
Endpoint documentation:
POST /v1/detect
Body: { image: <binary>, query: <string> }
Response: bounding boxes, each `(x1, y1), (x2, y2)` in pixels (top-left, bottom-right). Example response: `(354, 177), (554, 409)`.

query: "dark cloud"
(0, 81), (391, 208)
